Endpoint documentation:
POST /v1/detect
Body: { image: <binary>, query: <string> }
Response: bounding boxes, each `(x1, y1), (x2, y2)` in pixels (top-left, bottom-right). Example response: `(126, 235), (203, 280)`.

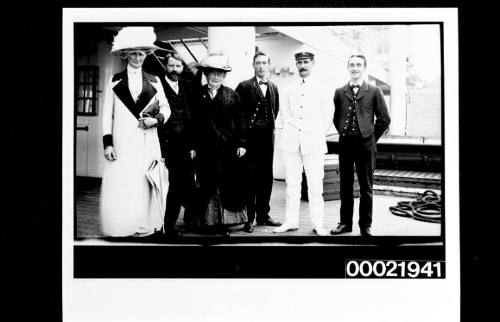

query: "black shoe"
(360, 227), (372, 237)
(243, 222), (254, 233)
(165, 228), (182, 239)
(220, 229), (230, 238)
(256, 218), (281, 227)
(330, 223), (353, 235)
(142, 231), (164, 242)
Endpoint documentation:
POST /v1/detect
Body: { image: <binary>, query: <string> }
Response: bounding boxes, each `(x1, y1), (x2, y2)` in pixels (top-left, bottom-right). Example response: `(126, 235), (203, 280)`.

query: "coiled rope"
(389, 190), (442, 223)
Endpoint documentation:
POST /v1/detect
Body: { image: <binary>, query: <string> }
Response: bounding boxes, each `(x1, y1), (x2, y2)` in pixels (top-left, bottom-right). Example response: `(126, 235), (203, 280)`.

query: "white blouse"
(127, 65), (143, 102)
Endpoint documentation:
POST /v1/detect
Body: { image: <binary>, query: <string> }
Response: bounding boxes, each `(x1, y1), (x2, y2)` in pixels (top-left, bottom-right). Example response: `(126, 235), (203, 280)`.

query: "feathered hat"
(199, 54), (232, 72)
(110, 27), (161, 56)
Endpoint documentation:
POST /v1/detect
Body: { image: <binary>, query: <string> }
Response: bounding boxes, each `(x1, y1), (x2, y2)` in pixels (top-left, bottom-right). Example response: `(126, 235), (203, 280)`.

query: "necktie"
(259, 80), (268, 85)
(351, 84), (360, 95)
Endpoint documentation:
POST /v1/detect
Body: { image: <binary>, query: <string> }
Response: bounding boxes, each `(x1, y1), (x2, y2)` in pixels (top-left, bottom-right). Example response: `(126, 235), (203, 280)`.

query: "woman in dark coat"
(190, 54), (249, 237)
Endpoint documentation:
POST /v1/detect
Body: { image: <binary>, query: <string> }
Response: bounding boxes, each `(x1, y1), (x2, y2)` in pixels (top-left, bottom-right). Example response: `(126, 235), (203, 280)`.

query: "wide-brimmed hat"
(199, 54), (232, 72)
(110, 27), (161, 56)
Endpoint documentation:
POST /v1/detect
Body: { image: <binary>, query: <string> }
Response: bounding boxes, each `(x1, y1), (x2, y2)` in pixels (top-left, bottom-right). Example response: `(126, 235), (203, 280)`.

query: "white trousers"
(282, 148), (325, 228)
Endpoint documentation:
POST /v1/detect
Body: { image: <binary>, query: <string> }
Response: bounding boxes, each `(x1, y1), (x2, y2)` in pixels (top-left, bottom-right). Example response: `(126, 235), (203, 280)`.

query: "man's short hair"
(348, 54), (367, 67)
(163, 52), (184, 65)
(253, 51), (270, 63)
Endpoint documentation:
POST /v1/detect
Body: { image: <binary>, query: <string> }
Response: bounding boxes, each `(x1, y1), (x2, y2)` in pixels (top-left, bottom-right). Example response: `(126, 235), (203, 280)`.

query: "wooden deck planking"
(75, 178), (441, 239)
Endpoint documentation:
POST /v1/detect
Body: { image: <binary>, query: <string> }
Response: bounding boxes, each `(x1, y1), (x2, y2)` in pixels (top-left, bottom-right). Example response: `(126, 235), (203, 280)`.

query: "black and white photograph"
(62, 7), (459, 322)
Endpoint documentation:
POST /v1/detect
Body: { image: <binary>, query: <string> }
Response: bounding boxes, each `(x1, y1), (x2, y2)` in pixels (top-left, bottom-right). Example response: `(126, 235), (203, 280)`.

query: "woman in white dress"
(100, 27), (171, 237)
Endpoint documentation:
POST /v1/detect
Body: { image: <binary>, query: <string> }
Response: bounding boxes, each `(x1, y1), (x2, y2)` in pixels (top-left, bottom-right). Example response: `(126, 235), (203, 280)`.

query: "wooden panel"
(301, 158), (360, 201)
(76, 119), (89, 177)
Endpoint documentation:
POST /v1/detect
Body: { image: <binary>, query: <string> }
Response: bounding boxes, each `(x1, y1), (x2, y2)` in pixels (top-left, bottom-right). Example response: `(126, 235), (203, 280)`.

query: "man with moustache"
(331, 54), (391, 237)
(273, 51), (333, 236)
(235, 51), (281, 233)
(158, 52), (196, 238)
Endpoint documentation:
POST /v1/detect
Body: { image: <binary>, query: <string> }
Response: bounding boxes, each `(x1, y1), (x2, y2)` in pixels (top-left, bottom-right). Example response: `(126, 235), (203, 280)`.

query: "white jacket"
(279, 77), (334, 155)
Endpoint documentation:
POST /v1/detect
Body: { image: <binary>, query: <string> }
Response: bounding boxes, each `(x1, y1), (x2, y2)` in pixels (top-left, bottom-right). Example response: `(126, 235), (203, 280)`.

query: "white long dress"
(100, 68), (171, 237)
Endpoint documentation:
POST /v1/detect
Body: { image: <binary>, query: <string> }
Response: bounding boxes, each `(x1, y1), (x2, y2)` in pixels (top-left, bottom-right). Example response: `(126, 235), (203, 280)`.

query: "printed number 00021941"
(345, 260), (444, 278)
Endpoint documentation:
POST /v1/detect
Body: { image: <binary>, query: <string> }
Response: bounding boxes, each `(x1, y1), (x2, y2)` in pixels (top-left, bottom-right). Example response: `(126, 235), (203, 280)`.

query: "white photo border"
(63, 7), (459, 322)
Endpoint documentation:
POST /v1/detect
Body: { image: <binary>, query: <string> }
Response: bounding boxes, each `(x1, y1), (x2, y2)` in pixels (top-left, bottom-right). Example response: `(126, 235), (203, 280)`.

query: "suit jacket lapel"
(355, 81), (368, 101)
(112, 71), (157, 120)
(165, 77), (180, 95)
(252, 77), (265, 99)
(179, 80), (192, 120)
(267, 82), (277, 119)
(135, 72), (157, 114)
(112, 75), (139, 118)
(343, 83), (354, 102)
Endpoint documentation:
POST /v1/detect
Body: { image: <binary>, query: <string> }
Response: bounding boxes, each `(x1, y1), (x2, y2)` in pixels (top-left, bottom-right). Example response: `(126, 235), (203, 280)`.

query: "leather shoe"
(143, 231), (164, 242)
(313, 227), (328, 236)
(256, 218), (281, 227)
(165, 228), (182, 239)
(220, 229), (230, 237)
(243, 222), (254, 233)
(330, 224), (352, 235)
(273, 223), (299, 233)
(360, 227), (372, 237)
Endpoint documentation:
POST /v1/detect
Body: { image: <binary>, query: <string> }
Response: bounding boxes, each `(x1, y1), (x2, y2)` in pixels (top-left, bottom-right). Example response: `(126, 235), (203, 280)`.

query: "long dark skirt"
(192, 144), (249, 230)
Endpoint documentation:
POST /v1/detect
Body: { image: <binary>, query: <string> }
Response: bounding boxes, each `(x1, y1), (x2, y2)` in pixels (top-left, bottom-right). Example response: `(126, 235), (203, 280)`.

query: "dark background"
(8, 1), (492, 321)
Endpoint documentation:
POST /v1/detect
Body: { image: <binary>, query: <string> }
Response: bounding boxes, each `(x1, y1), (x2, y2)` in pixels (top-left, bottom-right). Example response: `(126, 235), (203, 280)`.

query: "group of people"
(99, 27), (391, 239)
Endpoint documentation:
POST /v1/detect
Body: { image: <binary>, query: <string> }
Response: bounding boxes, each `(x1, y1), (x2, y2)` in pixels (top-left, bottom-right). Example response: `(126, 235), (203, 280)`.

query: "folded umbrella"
(145, 159), (169, 228)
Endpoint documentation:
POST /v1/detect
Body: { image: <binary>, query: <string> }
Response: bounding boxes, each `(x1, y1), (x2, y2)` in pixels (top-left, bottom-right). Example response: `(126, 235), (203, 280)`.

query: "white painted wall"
(387, 25), (410, 136)
(76, 30), (124, 178)
(207, 27), (255, 89)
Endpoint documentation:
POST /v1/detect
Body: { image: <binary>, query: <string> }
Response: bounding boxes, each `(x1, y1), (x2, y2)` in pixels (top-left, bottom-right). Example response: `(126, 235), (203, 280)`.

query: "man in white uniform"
(273, 51), (333, 236)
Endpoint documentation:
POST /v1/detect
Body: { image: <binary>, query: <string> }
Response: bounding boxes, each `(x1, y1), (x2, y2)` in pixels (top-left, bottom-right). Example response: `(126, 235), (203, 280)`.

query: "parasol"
(145, 158), (169, 229)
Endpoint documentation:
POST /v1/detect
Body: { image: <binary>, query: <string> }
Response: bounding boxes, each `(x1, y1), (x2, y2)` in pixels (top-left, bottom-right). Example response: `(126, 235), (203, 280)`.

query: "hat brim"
(199, 65), (232, 72)
(295, 55), (314, 60)
(111, 46), (161, 57)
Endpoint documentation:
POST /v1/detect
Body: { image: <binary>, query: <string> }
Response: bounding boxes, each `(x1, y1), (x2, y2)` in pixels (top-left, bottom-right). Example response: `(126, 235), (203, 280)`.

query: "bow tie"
(351, 84), (360, 89)
(259, 80), (269, 86)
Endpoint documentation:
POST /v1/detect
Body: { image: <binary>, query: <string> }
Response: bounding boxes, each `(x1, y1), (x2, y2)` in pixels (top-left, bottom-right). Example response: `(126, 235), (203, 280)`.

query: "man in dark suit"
(235, 51), (281, 233)
(331, 54), (391, 237)
(158, 53), (197, 238)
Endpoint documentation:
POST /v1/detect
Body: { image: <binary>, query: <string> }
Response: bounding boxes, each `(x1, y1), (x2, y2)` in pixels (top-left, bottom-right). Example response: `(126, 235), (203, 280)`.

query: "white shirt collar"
(256, 76), (268, 84)
(127, 65), (142, 75)
(257, 77), (268, 96)
(165, 76), (179, 89)
(300, 76), (313, 85)
(349, 80), (363, 87)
